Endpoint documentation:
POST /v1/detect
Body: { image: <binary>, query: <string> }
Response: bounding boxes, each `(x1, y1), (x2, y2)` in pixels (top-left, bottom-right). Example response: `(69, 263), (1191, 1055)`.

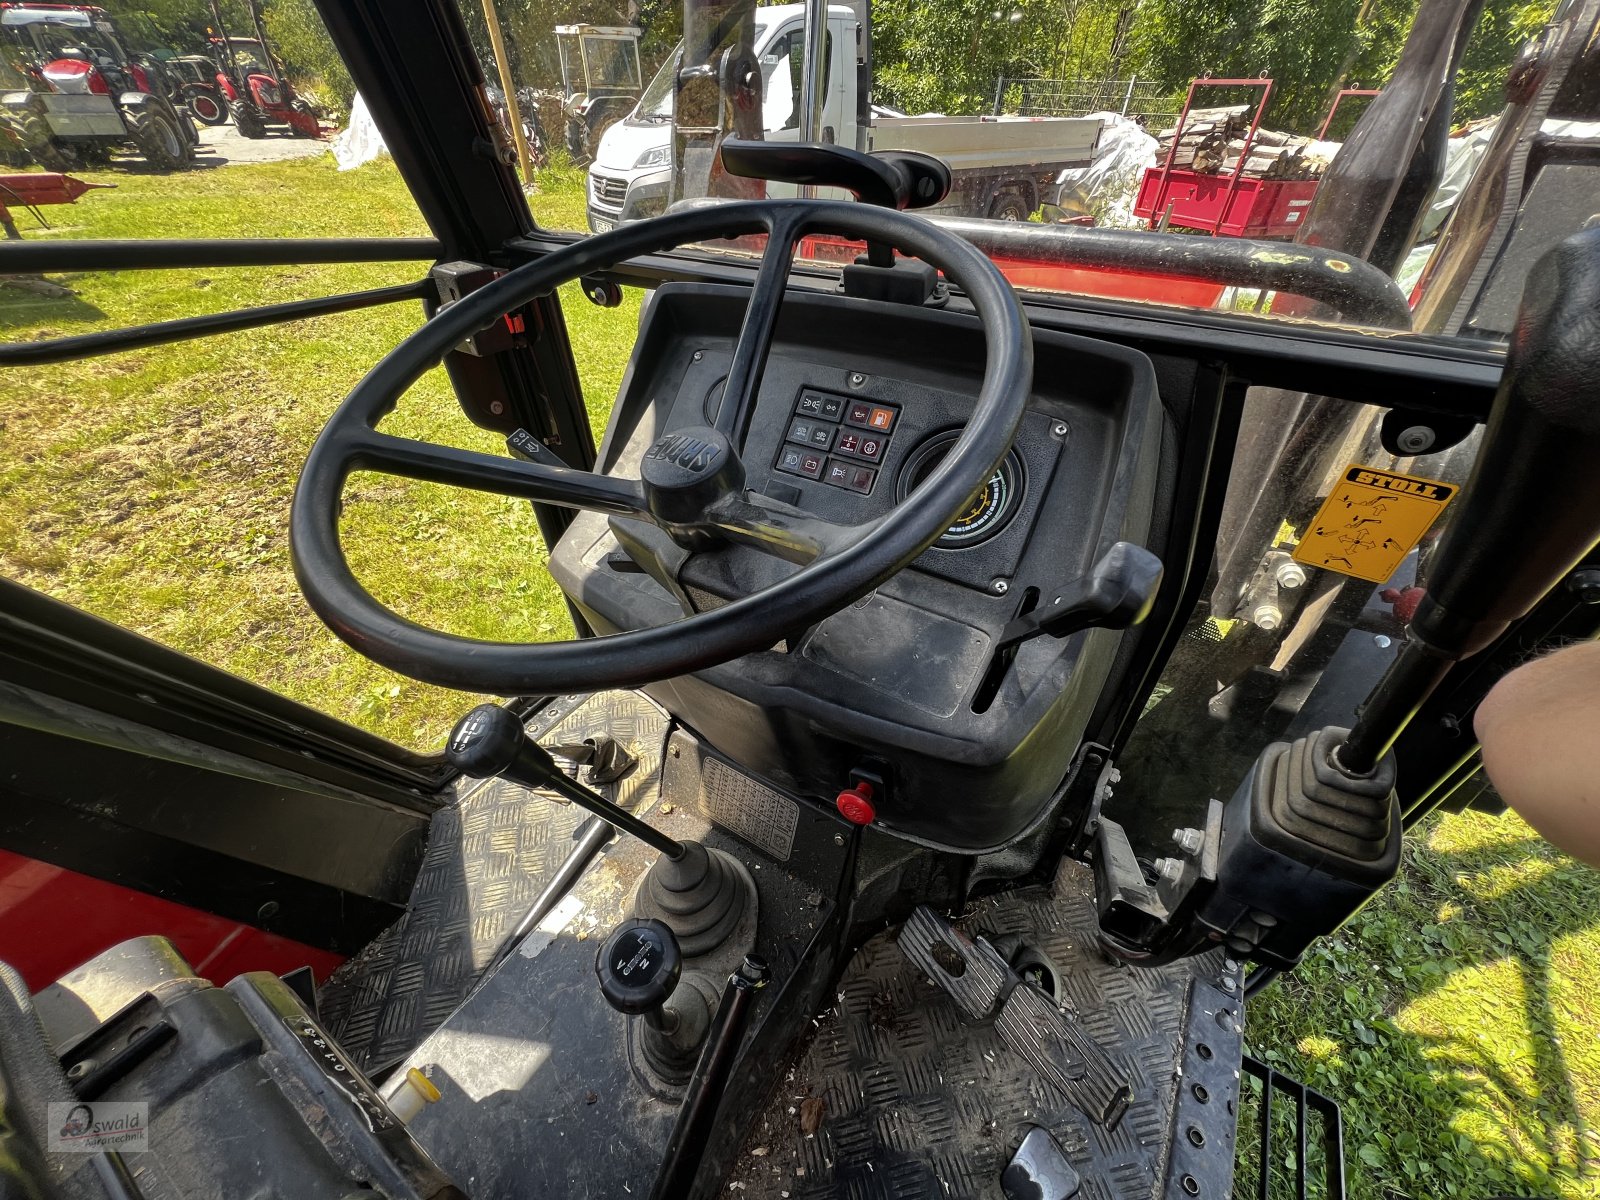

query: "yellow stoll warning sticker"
(1292, 464), (1456, 584)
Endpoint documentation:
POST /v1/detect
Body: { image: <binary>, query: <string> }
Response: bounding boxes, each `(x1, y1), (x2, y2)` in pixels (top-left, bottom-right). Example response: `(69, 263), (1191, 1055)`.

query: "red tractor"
(204, 0), (321, 140)
(209, 35), (320, 138)
(0, 3), (197, 169)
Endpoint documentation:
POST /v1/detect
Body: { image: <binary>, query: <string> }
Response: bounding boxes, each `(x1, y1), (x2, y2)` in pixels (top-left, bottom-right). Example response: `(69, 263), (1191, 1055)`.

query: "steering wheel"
(290, 199), (1033, 695)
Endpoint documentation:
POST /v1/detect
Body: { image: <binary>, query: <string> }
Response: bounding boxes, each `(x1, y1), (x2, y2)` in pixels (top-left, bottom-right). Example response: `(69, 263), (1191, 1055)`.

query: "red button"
(836, 782), (876, 825)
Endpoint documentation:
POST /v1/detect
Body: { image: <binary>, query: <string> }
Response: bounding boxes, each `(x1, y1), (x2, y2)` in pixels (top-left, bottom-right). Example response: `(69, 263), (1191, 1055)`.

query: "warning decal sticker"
(1292, 464), (1456, 584)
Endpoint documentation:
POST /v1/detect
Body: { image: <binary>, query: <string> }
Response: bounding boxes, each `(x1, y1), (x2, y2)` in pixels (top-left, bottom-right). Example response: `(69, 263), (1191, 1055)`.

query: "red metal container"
(1132, 168), (1319, 239)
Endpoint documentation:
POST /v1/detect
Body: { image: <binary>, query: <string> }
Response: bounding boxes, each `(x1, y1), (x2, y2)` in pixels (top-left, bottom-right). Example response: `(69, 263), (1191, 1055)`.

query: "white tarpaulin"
(330, 92), (387, 170)
(1049, 111), (1158, 229)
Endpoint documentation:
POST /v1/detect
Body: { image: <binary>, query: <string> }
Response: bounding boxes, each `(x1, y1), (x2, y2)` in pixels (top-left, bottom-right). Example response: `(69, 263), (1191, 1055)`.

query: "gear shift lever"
(446, 704), (686, 862)
(447, 705), (755, 963)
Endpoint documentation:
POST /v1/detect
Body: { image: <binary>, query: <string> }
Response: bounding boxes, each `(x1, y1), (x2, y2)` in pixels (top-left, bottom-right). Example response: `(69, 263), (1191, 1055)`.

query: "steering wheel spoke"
(714, 209), (806, 447)
(350, 430), (651, 519)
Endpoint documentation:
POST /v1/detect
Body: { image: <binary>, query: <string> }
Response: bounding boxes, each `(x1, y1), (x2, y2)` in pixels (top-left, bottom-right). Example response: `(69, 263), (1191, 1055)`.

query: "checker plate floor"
(731, 861), (1240, 1200)
(315, 691), (669, 1072)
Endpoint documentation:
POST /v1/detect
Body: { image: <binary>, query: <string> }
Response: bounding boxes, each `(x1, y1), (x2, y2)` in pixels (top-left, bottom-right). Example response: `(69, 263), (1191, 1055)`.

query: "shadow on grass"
(1246, 828), (1599, 1199)
(111, 158), (230, 174)
(0, 279), (105, 331)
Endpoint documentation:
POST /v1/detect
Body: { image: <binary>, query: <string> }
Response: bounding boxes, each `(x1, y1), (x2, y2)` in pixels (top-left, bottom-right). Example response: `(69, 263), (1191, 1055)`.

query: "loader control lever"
(1107, 229), (1600, 970)
(1337, 226), (1600, 774)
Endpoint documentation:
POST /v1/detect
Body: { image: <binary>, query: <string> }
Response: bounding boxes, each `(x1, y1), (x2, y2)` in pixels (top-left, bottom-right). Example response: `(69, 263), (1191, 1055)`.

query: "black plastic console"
(548, 284), (1165, 852)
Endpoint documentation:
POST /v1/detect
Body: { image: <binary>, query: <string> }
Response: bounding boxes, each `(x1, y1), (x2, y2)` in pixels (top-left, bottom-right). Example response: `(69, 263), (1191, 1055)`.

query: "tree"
(262, 0), (355, 110)
(1129, 0), (1555, 133)
(873, 0), (1138, 114)
(102, 0), (251, 52)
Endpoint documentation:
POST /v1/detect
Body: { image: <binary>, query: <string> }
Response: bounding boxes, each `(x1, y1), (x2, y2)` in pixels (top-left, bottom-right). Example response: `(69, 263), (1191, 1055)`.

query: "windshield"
(511, 0), (1584, 351)
(583, 34), (640, 90)
(229, 39), (270, 73)
(636, 43), (674, 120)
(11, 17), (123, 64)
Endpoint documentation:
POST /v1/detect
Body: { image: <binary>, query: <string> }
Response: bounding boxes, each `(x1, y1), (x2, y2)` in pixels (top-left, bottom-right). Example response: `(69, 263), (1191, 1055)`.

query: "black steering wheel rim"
(290, 198), (1033, 695)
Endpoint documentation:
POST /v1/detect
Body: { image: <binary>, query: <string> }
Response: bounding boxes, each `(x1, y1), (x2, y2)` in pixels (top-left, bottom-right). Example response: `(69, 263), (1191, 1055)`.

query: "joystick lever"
(1337, 227), (1600, 774)
(596, 918), (712, 1077)
(1165, 229), (1600, 970)
(596, 918), (683, 1030)
(446, 704), (686, 862)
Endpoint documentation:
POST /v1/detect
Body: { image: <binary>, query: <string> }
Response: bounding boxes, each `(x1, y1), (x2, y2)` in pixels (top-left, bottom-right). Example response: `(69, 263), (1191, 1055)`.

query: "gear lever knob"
(596, 918), (682, 1026)
(446, 703), (557, 786)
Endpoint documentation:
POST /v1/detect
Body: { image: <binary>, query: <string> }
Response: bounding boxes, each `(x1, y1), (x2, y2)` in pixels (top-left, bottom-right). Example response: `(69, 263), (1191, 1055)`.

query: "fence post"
(1122, 75), (1136, 116)
(993, 75), (1005, 115)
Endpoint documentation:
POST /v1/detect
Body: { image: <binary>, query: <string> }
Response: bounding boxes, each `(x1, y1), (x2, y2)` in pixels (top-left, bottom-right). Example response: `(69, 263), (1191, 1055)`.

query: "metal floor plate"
(316, 692), (670, 1072)
(731, 861), (1243, 1200)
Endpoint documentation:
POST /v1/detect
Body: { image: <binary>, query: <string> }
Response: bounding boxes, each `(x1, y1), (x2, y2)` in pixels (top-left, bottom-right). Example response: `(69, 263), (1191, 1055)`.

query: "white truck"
(585, 3), (1102, 232)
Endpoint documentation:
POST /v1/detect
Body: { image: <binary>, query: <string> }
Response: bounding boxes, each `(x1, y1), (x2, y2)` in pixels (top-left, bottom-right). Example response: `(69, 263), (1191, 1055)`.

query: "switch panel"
(778, 389), (898, 495)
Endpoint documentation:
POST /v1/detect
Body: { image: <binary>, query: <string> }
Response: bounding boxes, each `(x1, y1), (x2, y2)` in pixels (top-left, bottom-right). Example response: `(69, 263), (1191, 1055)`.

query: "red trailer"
(1133, 79), (1379, 240)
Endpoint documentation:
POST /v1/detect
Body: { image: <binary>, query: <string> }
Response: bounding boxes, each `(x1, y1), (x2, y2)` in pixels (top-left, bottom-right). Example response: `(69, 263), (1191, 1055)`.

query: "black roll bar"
(0, 237), (442, 272)
(0, 281), (433, 367)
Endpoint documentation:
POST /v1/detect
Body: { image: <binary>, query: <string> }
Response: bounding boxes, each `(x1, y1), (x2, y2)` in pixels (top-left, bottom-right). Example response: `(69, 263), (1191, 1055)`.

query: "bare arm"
(1474, 639), (1600, 866)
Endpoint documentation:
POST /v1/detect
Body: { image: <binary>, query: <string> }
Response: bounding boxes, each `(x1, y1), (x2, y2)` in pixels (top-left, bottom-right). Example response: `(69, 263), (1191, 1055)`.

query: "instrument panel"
(549, 282), (1163, 851)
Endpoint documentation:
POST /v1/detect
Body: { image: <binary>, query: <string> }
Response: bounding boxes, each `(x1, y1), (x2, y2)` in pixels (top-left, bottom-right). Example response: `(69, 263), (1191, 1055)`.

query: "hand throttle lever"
(719, 139), (952, 273)
(1337, 226), (1600, 775)
(446, 704), (686, 862)
(995, 542), (1164, 652)
(719, 138), (951, 211)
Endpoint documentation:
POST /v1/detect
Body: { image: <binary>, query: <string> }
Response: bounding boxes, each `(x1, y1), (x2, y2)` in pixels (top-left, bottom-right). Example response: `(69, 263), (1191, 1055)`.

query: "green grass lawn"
(2, 153), (1595, 1200)
(1, 153), (627, 747)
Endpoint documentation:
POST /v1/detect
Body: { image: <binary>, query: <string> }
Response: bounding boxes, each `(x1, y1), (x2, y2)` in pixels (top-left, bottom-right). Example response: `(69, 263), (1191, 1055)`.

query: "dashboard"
(548, 283), (1166, 853)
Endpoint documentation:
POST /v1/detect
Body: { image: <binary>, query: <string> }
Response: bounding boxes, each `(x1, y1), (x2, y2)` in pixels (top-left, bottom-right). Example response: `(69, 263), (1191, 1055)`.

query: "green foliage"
(1132, 0), (1402, 133)
(873, 0), (1139, 115)
(454, 0), (677, 94)
(0, 156), (628, 748)
(101, 0), (353, 114)
(868, 0), (1549, 127)
(1129, 0), (1556, 134)
(261, 0), (355, 113)
(1247, 815), (1600, 1199)
(1438, 0), (1552, 121)
(101, 0), (250, 52)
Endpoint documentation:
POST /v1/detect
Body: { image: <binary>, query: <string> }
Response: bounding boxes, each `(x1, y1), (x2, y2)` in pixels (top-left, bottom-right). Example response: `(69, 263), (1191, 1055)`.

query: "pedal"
(995, 981), (1132, 1130)
(899, 904), (1132, 1130)
(896, 905), (1012, 1021)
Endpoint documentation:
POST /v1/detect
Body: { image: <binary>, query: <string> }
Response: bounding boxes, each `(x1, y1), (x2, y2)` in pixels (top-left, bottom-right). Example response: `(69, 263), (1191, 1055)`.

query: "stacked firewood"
(1156, 106), (1332, 180)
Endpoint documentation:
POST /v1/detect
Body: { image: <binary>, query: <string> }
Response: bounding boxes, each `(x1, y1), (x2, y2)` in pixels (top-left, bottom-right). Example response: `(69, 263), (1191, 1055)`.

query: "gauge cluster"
(750, 377), (1066, 592)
